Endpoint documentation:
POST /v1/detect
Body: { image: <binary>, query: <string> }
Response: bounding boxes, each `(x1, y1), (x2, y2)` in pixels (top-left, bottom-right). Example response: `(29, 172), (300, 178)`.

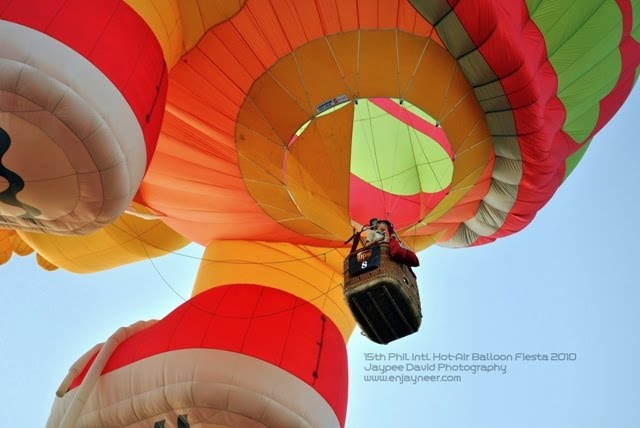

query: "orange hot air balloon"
(1, 0), (639, 427)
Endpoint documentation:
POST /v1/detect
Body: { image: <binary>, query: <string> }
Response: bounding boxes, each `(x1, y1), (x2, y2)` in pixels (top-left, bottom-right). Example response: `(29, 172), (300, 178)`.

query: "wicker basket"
(343, 243), (422, 344)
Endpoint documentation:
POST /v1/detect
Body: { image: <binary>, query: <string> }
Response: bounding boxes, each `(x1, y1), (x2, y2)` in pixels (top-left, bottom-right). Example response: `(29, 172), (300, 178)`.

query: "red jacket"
(389, 238), (420, 267)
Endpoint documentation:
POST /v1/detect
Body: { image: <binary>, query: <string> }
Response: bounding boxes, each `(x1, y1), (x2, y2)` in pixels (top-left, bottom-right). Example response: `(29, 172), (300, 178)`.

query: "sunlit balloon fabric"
(137, 0), (491, 247)
(134, 0), (640, 251)
(17, 203), (190, 273)
(2, 0), (637, 251)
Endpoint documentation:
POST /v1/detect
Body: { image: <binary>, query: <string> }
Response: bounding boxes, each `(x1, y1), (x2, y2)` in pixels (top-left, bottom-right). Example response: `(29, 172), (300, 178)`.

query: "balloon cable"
(119, 221), (348, 321)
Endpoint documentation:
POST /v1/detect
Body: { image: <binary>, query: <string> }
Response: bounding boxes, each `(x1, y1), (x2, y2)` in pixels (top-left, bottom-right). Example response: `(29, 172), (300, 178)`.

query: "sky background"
(1, 86), (639, 428)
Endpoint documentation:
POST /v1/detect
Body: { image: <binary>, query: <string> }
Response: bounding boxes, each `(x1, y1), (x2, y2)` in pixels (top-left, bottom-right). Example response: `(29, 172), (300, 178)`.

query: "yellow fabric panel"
(269, 54), (316, 115)
(36, 253), (59, 271)
(422, 159), (491, 225)
(237, 98), (285, 146)
(235, 155), (301, 218)
(124, 0), (245, 69)
(177, 0), (246, 57)
(292, 37), (355, 109)
(285, 103), (354, 240)
(18, 205), (190, 273)
(0, 230), (16, 264)
(403, 41), (459, 120)
(325, 31), (359, 94)
(276, 218), (341, 239)
(11, 233), (34, 256)
(236, 122), (289, 221)
(426, 199), (484, 226)
(357, 31), (404, 97)
(236, 125), (285, 182)
(289, 112), (352, 206)
(401, 42), (493, 230)
(397, 32), (436, 94)
(124, 0), (184, 67)
(245, 73), (310, 143)
(423, 146), (494, 229)
(401, 230), (446, 253)
(192, 240), (355, 340)
(239, 102), (354, 241)
(409, 156), (494, 240)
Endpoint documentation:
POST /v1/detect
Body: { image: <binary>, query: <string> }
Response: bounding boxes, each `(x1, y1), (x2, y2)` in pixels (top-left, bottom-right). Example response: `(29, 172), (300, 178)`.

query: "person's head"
(376, 220), (394, 235)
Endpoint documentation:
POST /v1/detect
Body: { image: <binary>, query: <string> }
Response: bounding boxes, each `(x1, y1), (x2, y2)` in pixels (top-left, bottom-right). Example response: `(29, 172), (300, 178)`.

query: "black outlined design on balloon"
(0, 126), (41, 218)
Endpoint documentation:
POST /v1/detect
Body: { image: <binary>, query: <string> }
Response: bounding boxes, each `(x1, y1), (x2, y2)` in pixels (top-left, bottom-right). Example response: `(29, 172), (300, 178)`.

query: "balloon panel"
(192, 240), (355, 339)
(0, 0), (166, 235)
(18, 203), (189, 273)
(50, 284), (347, 428)
(140, 23), (492, 248)
(410, 0), (640, 247)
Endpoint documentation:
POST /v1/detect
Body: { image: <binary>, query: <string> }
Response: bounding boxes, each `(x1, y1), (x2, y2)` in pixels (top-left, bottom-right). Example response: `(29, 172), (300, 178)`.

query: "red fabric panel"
(349, 174), (449, 230)
(443, 0), (639, 243)
(370, 98), (453, 157)
(0, 0), (166, 169)
(0, 0), (69, 29)
(313, 313), (350, 418)
(68, 351), (99, 392)
(378, 1), (400, 28)
(242, 289), (298, 363)
(280, 305), (325, 384)
(389, 237), (420, 266)
(68, 284), (348, 426)
(443, 1), (573, 241)
(358, 0), (379, 28)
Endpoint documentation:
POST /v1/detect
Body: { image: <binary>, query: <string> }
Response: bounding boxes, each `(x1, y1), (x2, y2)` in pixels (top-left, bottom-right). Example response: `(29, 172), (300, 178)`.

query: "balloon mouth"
(287, 97), (454, 230)
(234, 28), (493, 242)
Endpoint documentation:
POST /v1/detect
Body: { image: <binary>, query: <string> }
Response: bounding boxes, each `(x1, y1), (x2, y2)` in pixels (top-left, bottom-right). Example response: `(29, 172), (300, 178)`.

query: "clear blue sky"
(1, 86), (639, 427)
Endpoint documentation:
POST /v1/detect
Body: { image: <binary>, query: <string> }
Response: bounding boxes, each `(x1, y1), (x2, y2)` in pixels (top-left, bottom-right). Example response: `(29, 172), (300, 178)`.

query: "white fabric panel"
(463, 201), (508, 236)
(475, 81), (511, 111)
(0, 21), (145, 234)
(486, 111), (517, 135)
(492, 136), (522, 160)
(492, 158), (523, 185)
(441, 223), (480, 248)
(47, 349), (339, 428)
(482, 181), (519, 212)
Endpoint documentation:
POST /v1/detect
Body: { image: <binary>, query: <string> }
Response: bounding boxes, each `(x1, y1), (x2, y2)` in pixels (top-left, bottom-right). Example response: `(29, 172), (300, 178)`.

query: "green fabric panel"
(527, 0), (623, 142)
(561, 49), (621, 142)
(526, 0), (544, 16)
(632, 0), (640, 41)
(563, 139), (592, 180)
(350, 99), (452, 195)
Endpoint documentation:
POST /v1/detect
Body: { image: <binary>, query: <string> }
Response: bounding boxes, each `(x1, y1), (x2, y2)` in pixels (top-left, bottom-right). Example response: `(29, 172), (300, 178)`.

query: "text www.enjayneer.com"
(363, 374), (462, 384)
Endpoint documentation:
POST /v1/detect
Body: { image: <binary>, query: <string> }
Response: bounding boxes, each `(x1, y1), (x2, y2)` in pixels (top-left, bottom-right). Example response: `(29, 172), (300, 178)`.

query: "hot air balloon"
(1, 0), (639, 427)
